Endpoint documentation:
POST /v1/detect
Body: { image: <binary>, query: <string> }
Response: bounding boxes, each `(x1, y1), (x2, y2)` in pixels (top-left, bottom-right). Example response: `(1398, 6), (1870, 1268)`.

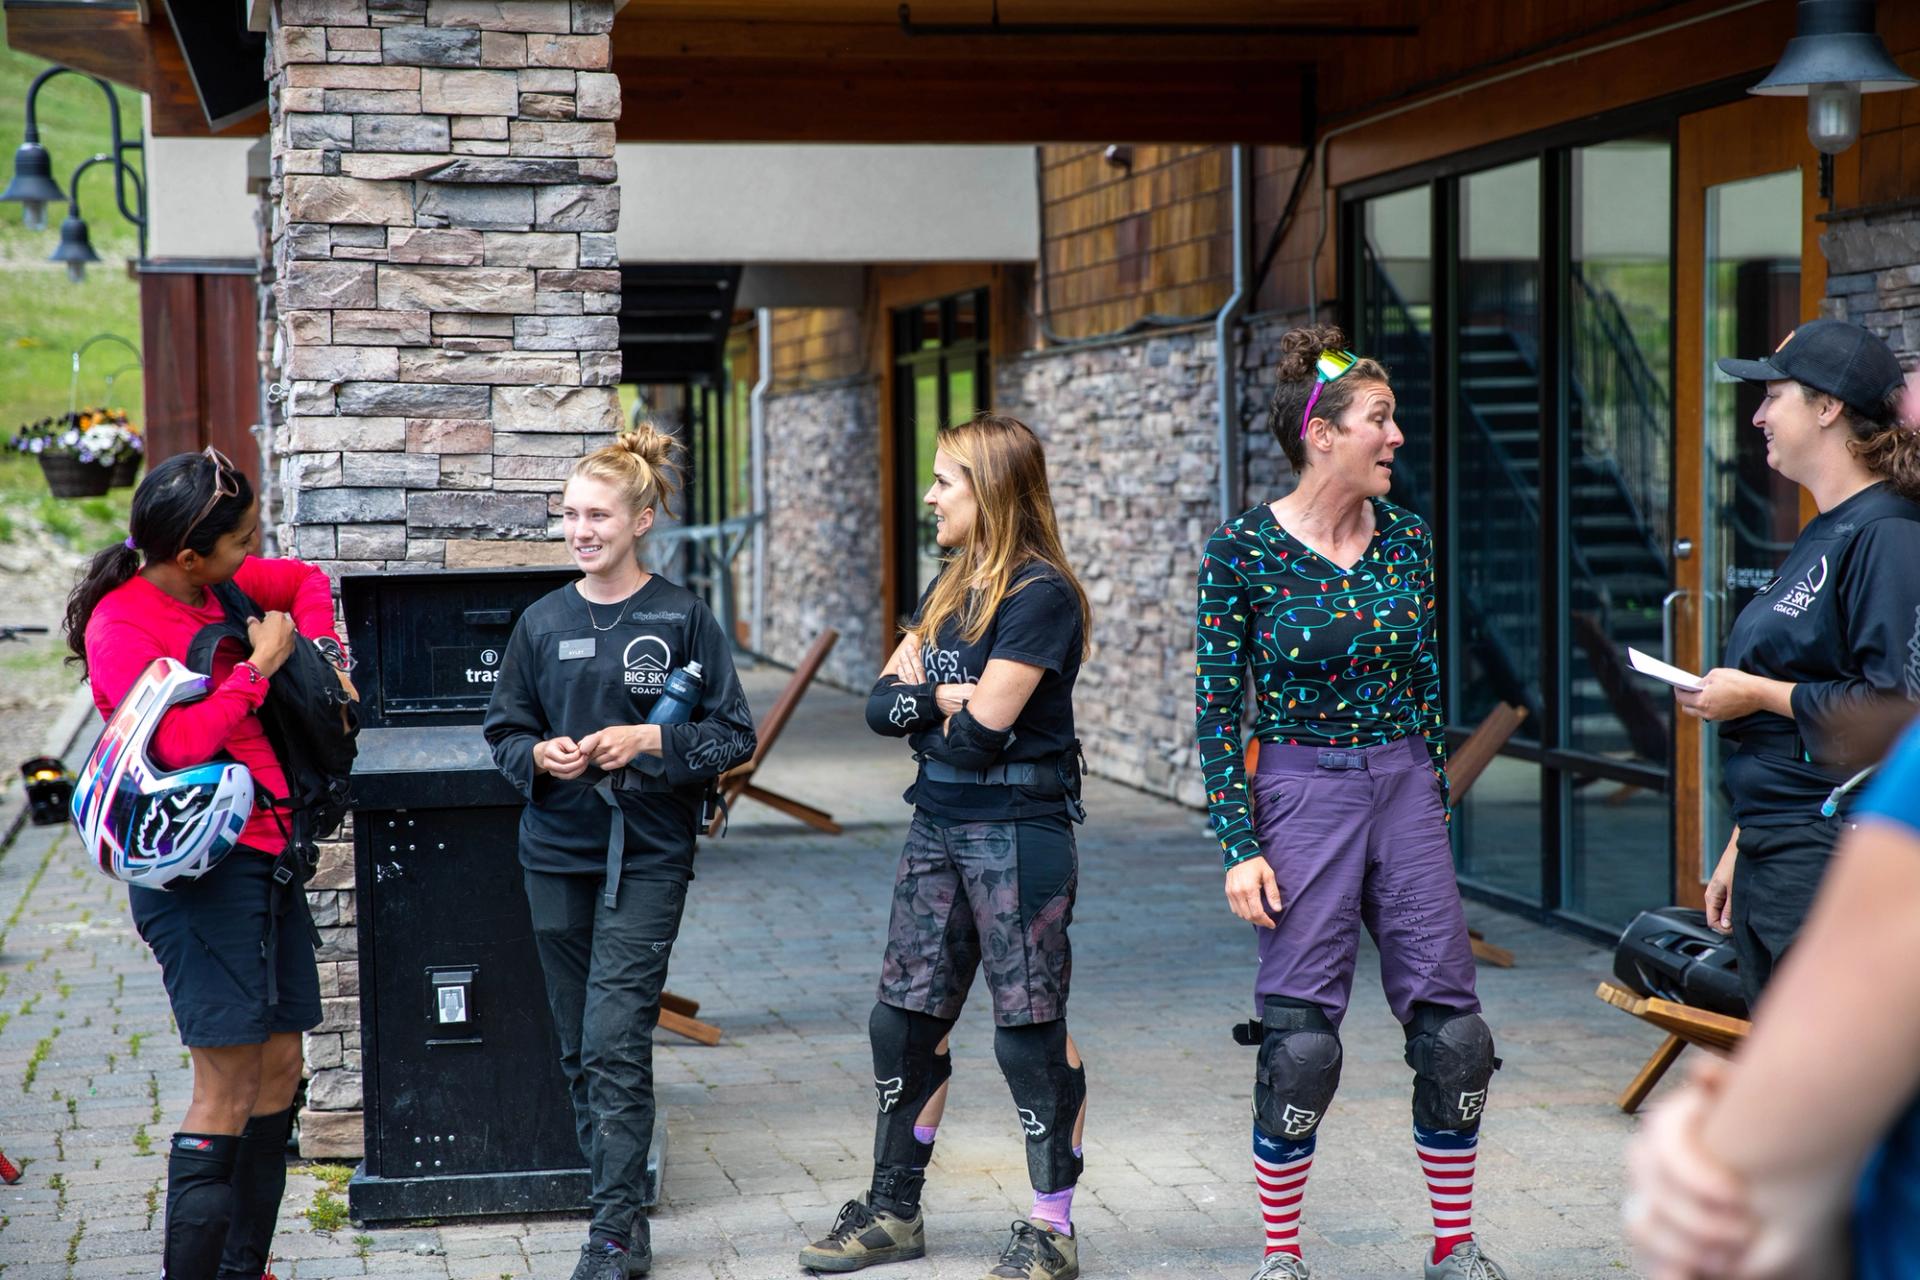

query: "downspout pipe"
(1216, 144), (1252, 524)
(749, 307), (772, 652)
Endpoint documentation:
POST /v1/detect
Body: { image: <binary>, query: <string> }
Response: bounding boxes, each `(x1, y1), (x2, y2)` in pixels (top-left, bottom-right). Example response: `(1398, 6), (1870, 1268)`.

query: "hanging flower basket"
(37, 452), (114, 498)
(10, 408), (144, 498)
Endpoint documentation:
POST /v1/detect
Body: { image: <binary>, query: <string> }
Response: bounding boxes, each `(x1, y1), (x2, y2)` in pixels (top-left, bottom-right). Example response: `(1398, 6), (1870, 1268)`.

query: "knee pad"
(869, 1002), (955, 1167)
(994, 1021), (1086, 1193)
(1403, 1004), (1499, 1134)
(1252, 997), (1344, 1143)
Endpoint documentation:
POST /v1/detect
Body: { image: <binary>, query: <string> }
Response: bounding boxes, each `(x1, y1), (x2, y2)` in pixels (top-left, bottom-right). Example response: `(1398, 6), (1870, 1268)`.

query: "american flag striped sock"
(1414, 1125), (1478, 1264)
(1253, 1125), (1315, 1257)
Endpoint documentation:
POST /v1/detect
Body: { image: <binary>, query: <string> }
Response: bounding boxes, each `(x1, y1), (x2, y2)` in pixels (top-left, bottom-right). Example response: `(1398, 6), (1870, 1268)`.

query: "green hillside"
(0, 7), (145, 547)
(0, 7), (148, 430)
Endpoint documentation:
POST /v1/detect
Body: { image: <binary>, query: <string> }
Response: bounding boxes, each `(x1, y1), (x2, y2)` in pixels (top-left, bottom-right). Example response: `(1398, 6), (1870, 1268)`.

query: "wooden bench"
(1596, 980), (1752, 1112)
(706, 628), (842, 837)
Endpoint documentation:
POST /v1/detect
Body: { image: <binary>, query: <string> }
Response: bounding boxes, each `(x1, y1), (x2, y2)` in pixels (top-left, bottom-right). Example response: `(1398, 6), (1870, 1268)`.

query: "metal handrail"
(1569, 268), (1670, 561)
(645, 511), (765, 649)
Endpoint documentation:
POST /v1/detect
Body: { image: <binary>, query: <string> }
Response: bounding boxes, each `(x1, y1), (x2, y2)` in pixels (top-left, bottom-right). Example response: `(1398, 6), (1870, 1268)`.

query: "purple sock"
(914, 1124), (938, 1145)
(1031, 1187), (1074, 1235)
(1031, 1149), (1081, 1236)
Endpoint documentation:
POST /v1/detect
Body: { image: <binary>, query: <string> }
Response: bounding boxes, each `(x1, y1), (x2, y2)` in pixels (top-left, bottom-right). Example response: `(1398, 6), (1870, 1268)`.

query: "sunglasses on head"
(1301, 349), (1360, 438)
(179, 447), (241, 549)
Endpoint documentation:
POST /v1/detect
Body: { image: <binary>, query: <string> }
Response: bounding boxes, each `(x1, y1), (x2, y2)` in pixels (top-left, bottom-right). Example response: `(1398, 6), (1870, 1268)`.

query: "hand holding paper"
(1628, 647), (1706, 692)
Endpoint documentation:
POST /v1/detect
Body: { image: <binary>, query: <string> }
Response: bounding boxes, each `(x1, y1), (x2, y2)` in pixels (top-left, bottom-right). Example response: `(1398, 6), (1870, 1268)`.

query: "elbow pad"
(867, 677), (940, 737)
(935, 705), (1015, 770)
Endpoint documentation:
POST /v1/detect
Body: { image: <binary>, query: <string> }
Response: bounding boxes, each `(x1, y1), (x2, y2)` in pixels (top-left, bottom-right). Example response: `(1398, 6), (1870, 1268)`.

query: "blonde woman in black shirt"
(483, 426), (756, 1280)
(1687, 320), (1920, 1007)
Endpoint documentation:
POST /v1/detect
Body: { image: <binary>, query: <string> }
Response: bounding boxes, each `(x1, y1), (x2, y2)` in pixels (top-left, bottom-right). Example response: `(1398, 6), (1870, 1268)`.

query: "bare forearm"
(1752, 676), (1796, 719)
(1702, 826), (1920, 1215)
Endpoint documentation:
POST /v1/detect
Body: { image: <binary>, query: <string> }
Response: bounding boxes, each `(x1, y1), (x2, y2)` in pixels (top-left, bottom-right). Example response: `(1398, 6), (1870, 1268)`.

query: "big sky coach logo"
(1772, 554), (1829, 619)
(622, 635), (672, 693)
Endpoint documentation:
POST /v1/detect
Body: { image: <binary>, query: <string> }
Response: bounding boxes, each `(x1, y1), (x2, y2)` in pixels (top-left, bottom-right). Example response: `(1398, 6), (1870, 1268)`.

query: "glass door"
(1672, 95), (1824, 906)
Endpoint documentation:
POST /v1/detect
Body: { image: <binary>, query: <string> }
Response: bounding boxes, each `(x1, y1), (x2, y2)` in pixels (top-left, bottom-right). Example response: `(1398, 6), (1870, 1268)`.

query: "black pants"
(1731, 817), (1843, 1010)
(525, 869), (688, 1247)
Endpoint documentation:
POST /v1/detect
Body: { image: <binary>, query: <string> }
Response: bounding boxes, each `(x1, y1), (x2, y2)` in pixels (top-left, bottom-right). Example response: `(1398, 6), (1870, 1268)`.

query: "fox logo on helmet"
(133, 786), (211, 861)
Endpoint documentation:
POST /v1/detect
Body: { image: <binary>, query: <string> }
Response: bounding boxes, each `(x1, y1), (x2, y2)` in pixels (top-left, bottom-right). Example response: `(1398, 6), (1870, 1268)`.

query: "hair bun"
(615, 422), (680, 470)
(1276, 323), (1349, 384)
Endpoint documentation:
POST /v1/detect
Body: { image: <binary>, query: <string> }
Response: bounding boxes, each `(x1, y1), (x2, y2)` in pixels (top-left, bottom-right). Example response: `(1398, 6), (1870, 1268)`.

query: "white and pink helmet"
(70, 658), (254, 889)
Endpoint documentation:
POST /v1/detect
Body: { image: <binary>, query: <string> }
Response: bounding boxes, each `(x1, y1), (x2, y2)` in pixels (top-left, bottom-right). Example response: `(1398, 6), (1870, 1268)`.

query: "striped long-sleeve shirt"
(1195, 497), (1448, 868)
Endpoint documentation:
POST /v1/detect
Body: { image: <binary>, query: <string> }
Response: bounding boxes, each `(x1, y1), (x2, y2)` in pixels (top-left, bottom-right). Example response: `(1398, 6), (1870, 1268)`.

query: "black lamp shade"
(49, 214), (100, 266)
(0, 141), (67, 207)
(1752, 0), (1918, 95)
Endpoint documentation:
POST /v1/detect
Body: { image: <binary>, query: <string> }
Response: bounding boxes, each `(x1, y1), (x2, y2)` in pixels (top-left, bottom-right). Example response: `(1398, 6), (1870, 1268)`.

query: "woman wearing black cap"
(1685, 318), (1920, 1007)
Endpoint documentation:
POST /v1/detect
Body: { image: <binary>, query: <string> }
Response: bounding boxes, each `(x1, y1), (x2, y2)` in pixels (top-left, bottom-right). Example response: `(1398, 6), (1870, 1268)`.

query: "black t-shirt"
(481, 575), (757, 878)
(904, 563), (1084, 822)
(1719, 482), (1920, 827)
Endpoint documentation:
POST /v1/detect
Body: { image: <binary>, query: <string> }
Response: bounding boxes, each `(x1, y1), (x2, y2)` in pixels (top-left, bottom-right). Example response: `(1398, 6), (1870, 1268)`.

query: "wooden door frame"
(1671, 94), (1838, 906)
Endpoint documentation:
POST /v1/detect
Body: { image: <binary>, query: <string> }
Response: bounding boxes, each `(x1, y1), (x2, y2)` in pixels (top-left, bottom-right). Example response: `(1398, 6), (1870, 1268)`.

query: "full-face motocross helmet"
(71, 657), (253, 889)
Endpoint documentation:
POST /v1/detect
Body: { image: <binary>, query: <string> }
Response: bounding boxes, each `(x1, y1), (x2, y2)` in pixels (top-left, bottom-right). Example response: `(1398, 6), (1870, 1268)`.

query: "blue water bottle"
(646, 661), (705, 725)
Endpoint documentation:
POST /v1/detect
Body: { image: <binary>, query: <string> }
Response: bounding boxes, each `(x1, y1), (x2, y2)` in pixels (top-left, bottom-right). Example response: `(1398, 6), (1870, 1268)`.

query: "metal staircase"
(1366, 258), (1673, 762)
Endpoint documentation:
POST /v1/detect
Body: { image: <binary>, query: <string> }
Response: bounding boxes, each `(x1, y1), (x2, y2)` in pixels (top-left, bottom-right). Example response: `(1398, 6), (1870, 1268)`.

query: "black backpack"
(186, 580), (360, 865)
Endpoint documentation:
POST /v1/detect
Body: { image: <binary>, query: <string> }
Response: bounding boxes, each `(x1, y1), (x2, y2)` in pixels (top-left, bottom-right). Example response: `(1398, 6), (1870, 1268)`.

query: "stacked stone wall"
(994, 314), (1300, 808)
(267, 0), (620, 1156)
(760, 378), (888, 690)
(1821, 203), (1920, 365)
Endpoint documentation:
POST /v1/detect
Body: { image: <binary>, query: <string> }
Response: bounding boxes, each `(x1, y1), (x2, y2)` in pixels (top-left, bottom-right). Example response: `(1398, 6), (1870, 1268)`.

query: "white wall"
(615, 144), (1038, 263)
(145, 103), (258, 260)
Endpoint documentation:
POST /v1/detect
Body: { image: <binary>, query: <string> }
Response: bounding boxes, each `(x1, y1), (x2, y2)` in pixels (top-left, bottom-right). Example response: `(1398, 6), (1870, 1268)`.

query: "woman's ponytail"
(64, 542), (142, 669)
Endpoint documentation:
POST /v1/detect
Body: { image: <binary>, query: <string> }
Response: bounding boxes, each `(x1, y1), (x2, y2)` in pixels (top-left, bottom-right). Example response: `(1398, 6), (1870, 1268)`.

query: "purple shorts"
(1248, 735), (1479, 1027)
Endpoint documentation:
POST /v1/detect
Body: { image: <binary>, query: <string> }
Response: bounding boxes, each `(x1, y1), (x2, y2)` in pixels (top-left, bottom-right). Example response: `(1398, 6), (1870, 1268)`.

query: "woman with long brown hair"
(800, 413), (1093, 1280)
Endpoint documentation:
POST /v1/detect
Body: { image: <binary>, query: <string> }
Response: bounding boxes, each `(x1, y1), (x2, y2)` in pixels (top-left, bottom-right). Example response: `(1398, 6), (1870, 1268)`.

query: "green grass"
(0, 9), (148, 438)
(307, 1163), (355, 1193)
(305, 1191), (348, 1233)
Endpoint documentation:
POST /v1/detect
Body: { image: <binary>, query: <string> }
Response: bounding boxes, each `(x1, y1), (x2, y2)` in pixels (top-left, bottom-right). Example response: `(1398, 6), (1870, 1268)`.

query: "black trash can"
(341, 567), (666, 1225)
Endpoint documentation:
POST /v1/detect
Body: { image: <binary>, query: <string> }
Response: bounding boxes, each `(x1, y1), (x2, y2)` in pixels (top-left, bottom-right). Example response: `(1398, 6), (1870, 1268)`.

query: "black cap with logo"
(1717, 318), (1905, 417)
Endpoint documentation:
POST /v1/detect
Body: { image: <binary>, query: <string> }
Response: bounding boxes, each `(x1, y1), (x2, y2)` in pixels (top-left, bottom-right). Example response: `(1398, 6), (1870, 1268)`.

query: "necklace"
(581, 581), (643, 632)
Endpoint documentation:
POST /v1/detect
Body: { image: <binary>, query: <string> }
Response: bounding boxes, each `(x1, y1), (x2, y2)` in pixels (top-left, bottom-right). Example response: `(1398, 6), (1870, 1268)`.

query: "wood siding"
(1037, 144), (1235, 340)
(769, 307), (866, 391)
(138, 272), (264, 480)
(1853, 3), (1920, 210)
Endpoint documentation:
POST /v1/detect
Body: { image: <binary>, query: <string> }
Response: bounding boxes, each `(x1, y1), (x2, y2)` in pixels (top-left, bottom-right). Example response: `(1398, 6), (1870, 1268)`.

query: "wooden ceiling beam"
(620, 17), (1360, 63)
(616, 66), (1306, 142)
(620, 0), (1410, 24)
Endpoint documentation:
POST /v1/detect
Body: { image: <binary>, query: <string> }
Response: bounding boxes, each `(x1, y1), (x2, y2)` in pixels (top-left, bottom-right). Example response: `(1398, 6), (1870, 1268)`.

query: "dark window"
(891, 288), (991, 615)
(1347, 132), (1677, 936)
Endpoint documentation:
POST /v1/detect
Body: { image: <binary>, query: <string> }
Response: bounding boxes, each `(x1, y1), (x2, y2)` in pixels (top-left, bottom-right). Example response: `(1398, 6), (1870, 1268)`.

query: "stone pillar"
(265, 0), (620, 1155)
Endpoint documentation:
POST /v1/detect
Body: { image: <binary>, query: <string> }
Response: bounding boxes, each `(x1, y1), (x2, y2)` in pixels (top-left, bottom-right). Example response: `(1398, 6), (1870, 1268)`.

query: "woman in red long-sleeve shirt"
(65, 448), (345, 1280)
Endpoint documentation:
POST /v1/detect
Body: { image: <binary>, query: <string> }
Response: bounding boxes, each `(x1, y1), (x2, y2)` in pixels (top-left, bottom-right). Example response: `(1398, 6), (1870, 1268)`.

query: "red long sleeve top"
(84, 557), (341, 856)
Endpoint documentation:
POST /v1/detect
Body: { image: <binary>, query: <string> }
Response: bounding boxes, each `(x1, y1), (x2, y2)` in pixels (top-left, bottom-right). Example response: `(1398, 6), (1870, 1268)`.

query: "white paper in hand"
(1628, 647), (1705, 692)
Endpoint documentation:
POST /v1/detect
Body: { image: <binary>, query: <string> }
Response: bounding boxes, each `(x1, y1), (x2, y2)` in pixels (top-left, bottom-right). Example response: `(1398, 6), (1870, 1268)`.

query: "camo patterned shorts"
(877, 809), (1078, 1027)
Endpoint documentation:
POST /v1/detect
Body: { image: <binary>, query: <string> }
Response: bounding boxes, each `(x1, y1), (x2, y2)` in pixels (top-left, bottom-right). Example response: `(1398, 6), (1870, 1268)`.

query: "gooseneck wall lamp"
(0, 66), (147, 278)
(1750, 0), (1917, 196)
